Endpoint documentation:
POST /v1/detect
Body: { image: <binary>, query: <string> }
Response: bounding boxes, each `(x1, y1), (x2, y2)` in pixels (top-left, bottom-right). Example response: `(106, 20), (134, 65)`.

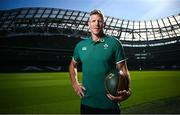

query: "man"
(69, 9), (131, 114)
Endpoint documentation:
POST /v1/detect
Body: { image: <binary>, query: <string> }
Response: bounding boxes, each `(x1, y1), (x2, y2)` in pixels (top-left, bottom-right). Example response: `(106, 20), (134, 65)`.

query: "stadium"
(0, 7), (180, 114)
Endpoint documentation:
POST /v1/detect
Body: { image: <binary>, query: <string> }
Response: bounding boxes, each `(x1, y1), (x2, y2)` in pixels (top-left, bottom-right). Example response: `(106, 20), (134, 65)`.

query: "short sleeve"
(114, 40), (126, 64)
(73, 44), (80, 63)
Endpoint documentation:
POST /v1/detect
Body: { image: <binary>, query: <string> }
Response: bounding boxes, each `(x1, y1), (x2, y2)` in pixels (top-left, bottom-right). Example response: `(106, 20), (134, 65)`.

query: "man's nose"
(95, 21), (99, 26)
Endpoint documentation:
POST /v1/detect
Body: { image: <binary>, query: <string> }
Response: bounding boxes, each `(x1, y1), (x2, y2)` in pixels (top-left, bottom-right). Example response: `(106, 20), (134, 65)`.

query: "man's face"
(88, 14), (104, 36)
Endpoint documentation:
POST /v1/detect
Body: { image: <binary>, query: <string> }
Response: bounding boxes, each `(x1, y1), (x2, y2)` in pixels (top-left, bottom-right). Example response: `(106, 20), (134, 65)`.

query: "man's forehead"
(89, 14), (104, 21)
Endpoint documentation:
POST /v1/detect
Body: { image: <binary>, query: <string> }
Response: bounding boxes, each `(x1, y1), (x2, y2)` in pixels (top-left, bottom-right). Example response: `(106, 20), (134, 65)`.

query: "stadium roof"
(0, 7), (180, 47)
(0, 0), (179, 21)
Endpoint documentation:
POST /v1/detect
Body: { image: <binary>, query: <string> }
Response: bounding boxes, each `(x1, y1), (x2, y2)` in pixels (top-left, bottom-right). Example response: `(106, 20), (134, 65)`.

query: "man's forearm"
(69, 60), (79, 86)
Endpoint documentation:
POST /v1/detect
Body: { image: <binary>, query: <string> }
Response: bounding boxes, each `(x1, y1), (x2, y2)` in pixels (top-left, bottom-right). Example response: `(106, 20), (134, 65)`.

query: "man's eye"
(92, 20), (97, 23)
(91, 20), (103, 23)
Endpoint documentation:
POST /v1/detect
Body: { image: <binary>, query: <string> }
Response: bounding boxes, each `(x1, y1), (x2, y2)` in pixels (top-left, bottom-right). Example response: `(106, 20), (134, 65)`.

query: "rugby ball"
(104, 70), (128, 96)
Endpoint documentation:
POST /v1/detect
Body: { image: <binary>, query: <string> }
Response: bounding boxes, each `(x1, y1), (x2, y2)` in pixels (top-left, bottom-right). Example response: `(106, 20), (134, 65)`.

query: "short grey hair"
(90, 9), (104, 21)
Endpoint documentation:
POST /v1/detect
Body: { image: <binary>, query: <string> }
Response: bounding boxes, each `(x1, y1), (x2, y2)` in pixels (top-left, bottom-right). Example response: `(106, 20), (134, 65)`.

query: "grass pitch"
(0, 71), (180, 114)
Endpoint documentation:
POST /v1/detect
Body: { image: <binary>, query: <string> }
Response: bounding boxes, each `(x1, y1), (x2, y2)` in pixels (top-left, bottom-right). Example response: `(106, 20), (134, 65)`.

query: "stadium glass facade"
(0, 8), (180, 71)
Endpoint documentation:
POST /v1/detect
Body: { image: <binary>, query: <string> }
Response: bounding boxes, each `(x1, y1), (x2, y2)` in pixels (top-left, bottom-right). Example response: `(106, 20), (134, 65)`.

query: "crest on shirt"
(103, 43), (108, 49)
(82, 46), (87, 51)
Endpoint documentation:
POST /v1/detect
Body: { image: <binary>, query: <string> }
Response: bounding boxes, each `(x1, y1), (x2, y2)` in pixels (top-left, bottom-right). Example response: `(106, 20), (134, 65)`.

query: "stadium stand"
(0, 7), (180, 71)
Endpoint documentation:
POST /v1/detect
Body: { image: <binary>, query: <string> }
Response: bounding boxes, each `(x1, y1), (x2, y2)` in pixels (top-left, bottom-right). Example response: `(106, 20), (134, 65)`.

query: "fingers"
(78, 86), (86, 98)
(107, 94), (116, 101)
(118, 90), (127, 95)
(81, 86), (86, 91)
(107, 94), (123, 102)
(107, 89), (132, 102)
(75, 85), (86, 98)
(118, 89), (131, 97)
(107, 94), (113, 100)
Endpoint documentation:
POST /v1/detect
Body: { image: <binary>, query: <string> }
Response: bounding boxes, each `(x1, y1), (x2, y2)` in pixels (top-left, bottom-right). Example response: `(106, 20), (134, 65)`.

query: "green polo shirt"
(73, 35), (126, 109)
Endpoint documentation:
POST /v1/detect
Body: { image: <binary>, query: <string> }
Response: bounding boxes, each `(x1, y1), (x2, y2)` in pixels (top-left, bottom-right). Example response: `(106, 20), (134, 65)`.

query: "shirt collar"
(89, 35), (106, 43)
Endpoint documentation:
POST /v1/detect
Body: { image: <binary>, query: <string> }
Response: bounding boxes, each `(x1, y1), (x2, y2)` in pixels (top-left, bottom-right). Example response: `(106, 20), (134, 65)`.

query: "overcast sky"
(0, 0), (179, 21)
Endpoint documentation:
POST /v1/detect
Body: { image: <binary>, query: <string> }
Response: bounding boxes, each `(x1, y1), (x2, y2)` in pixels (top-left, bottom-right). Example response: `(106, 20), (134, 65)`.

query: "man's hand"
(73, 82), (86, 98)
(107, 89), (131, 102)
